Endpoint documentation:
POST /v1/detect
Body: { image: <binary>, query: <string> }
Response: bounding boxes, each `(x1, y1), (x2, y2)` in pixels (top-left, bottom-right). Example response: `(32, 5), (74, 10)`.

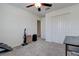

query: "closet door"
(51, 13), (70, 43)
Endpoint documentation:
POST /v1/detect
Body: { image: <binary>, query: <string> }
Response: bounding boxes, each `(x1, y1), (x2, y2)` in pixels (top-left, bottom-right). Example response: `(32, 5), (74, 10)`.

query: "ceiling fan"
(26, 3), (52, 12)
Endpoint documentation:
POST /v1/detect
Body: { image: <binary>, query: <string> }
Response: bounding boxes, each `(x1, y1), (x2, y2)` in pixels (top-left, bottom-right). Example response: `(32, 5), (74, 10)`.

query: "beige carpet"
(0, 39), (66, 56)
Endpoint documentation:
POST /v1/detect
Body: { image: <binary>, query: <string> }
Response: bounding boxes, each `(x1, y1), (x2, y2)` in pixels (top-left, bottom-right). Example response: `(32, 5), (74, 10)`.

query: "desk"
(65, 44), (79, 56)
(64, 36), (79, 56)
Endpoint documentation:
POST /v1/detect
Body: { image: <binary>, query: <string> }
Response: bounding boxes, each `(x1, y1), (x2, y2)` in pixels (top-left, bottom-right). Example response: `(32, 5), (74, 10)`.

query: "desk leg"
(65, 44), (67, 56)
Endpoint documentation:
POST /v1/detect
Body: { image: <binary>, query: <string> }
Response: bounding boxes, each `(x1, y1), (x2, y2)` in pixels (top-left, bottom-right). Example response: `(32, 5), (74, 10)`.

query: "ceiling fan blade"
(42, 3), (52, 7)
(45, 7), (50, 10)
(38, 8), (41, 11)
(26, 4), (34, 8)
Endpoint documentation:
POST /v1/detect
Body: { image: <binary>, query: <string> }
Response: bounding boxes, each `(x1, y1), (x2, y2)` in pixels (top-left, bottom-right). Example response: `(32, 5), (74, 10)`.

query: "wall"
(41, 17), (45, 39)
(0, 4), (37, 47)
(45, 4), (79, 44)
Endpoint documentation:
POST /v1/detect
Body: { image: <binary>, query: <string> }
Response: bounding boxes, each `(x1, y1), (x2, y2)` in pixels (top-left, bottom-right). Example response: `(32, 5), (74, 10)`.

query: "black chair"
(32, 34), (37, 41)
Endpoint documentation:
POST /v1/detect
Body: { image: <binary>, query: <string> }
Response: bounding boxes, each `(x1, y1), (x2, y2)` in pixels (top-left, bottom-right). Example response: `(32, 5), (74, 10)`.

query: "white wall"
(41, 17), (45, 39)
(45, 4), (79, 44)
(0, 4), (37, 47)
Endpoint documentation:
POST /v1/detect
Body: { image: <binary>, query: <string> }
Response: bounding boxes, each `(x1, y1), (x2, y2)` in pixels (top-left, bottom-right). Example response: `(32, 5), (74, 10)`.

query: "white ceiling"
(9, 3), (77, 17)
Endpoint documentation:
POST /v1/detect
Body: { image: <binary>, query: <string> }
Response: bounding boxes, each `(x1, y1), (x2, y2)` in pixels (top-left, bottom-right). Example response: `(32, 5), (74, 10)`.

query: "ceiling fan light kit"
(26, 3), (52, 12)
(35, 3), (41, 8)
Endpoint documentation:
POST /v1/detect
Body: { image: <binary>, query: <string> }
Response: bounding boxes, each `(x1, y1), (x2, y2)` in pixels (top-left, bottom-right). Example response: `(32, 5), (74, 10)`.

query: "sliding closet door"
(51, 13), (70, 43)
